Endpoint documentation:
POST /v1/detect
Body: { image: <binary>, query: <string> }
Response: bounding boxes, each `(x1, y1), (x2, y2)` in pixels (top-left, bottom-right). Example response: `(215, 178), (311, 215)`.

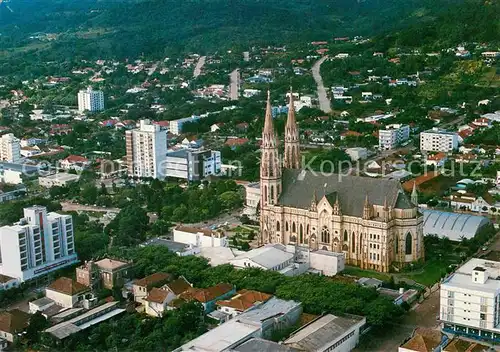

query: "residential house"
(0, 309), (30, 343)
(76, 258), (132, 290)
(425, 152), (448, 167)
(210, 123), (224, 133)
(216, 289), (273, 318)
(225, 138), (249, 148)
(177, 283), (235, 313)
(60, 155), (90, 171)
(449, 191), (497, 213)
(46, 277), (90, 308)
(145, 276), (192, 316)
(133, 272), (172, 304)
(20, 146), (42, 158)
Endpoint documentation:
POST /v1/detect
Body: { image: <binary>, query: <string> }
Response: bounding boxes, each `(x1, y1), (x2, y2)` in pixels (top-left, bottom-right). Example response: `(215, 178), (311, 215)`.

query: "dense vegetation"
(0, 0), (466, 61)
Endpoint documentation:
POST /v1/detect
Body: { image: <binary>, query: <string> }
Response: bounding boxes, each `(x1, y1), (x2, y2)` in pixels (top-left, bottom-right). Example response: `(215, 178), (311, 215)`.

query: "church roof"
(278, 169), (412, 216)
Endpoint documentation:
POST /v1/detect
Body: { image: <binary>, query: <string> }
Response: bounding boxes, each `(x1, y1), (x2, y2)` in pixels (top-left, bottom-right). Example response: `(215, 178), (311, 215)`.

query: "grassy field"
(342, 266), (392, 282)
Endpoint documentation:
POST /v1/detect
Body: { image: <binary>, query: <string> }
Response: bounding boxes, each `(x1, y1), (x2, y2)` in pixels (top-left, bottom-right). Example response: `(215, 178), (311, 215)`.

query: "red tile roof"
(180, 283), (233, 303)
(216, 289), (272, 311)
(63, 155), (89, 163)
(225, 138), (249, 147)
(47, 277), (89, 296)
(0, 310), (30, 334)
(165, 276), (191, 295)
(134, 272), (171, 289)
(145, 288), (169, 304)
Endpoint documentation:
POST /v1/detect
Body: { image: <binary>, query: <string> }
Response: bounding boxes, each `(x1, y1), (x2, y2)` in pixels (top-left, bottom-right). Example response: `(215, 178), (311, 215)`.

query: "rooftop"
(175, 318), (260, 351)
(283, 314), (365, 351)
(400, 328), (444, 352)
(175, 225), (215, 237)
(0, 309), (30, 334)
(231, 244), (294, 269)
(47, 277), (89, 296)
(0, 274), (16, 284)
(422, 210), (490, 241)
(45, 302), (125, 340)
(134, 272), (171, 288)
(216, 289), (273, 312)
(146, 288), (169, 304)
(232, 338), (298, 352)
(239, 297), (301, 324)
(442, 258), (500, 293)
(444, 337), (491, 352)
(180, 283), (233, 303)
(141, 238), (192, 253)
(40, 173), (80, 182)
(95, 258), (131, 271)
(166, 276), (192, 295)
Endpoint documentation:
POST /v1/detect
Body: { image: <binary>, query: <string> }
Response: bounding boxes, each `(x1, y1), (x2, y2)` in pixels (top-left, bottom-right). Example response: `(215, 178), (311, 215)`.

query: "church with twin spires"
(259, 91), (424, 272)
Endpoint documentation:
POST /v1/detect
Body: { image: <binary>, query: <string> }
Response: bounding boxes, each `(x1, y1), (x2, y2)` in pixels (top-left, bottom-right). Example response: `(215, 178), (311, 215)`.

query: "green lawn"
(403, 259), (452, 287)
(342, 266), (392, 282)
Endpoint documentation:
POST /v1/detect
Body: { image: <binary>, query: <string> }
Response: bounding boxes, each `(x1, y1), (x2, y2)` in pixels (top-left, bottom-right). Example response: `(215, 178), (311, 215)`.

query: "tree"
(105, 204), (149, 247)
(25, 311), (49, 343)
(80, 184), (98, 205)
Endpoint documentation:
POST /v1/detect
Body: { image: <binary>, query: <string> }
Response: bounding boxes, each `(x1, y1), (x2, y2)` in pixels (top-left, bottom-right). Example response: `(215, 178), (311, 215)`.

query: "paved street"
(356, 289), (441, 351)
(229, 68), (240, 100)
(312, 56), (331, 113)
(193, 56), (206, 78)
(60, 201), (119, 213)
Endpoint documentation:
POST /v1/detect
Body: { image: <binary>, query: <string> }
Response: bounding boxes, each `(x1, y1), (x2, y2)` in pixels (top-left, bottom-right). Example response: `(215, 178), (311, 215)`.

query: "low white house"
(144, 276), (192, 317)
(45, 277), (90, 308)
(173, 226), (228, 248)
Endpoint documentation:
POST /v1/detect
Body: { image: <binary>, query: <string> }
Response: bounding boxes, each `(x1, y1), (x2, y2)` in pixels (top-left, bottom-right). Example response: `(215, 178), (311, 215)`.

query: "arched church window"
(395, 235), (399, 254)
(321, 226), (330, 243)
(306, 225), (310, 235)
(292, 222), (296, 233)
(343, 230), (348, 242)
(264, 186), (268, 204)
(405, 232), (412, 255)
(285, 222), (289, 232)
(351, 232), (355, 252)
(276, 221), (280, 231)
(299, 225), (304, 243)
(270, 185), (275, 204)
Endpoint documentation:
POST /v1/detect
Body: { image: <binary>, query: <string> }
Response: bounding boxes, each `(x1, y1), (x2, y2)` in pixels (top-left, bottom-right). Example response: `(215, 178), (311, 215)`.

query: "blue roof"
(423, 209), (490, 241)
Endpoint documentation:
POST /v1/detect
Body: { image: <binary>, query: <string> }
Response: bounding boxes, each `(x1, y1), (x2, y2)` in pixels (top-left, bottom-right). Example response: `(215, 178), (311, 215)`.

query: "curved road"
(312, 56), (332, 113)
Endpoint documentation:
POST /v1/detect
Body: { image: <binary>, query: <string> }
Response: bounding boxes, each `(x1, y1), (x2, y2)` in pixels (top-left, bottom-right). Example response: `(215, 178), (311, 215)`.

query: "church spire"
(310, 190), (318, 211)
(284, 87), (301, 169)
(363, 194), (371, 220)
(260, 90), (281, 207)
(411, 181), (418, 206)
(333, 194), (342, 215)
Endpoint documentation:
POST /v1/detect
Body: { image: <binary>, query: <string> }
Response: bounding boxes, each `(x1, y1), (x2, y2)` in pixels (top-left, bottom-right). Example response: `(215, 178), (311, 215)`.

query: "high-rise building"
(77, 87), (105, 112)
(0, 134), (21, 163)
(378, 124), (410, 150)
(420, 128), (458, 153)
(0, 206), (78, 282)
(125, 119), (167, 179)
(440, 258), (500, 342)
(164, 149), (221, 181)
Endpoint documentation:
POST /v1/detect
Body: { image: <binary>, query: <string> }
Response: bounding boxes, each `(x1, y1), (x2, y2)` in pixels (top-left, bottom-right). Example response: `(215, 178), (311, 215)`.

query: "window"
(405, 232), (412, 255)
(395, 235), (399, 254)
(351, 233), (355, 252)
(299, 225), (304, 243)
(321, 227), (330, 244)
(276, 222), (280, 231)
(285, 222), (289, 232)
(344, 230), (348, 242)
(292, 222), (296, 233)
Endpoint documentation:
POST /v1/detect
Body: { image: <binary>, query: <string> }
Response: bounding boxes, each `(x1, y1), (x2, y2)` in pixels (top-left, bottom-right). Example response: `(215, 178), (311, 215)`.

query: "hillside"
(0, 0), (464, 59)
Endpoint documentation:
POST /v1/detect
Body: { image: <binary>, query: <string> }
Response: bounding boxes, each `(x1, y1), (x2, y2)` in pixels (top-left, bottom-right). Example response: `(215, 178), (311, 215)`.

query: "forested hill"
(0, 0), (463, 59)
(376, 0), (500, 50)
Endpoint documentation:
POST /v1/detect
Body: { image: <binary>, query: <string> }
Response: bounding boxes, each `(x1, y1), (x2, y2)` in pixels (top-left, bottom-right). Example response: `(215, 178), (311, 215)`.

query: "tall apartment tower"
(77, 86), (105, 112)
(0, 206), (78, 282)
(0, 133), (21, 163)
(125, 119), (168, 179)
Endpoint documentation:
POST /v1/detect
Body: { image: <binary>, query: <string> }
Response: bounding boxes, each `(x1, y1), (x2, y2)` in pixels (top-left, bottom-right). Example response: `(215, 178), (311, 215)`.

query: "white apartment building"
(379, 124), (410, 150)
(169, 115), (202, 135)
(164, 149), (221, 181)
(440, 258), (500, 342)
(77, 87), (105, 112)
(420, 128), (458, 153)
(125, 119), (167, 179)
(0, 206), (78, 282)
(0, 134), (21, 163)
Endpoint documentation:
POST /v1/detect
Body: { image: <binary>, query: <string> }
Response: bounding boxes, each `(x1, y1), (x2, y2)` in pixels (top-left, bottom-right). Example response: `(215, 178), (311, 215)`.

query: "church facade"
(259, 91), (424, 273)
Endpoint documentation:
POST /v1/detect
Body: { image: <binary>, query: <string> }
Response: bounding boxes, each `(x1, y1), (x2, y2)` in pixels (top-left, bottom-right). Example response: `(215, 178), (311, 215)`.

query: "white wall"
(45, 289), (82, 308)
(173, 229), (227, 248)
(309, 252), (345, 276)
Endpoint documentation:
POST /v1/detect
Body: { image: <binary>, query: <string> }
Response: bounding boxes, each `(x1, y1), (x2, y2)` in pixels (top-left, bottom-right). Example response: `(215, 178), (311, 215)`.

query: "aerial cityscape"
(0, 0), (498, 351)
